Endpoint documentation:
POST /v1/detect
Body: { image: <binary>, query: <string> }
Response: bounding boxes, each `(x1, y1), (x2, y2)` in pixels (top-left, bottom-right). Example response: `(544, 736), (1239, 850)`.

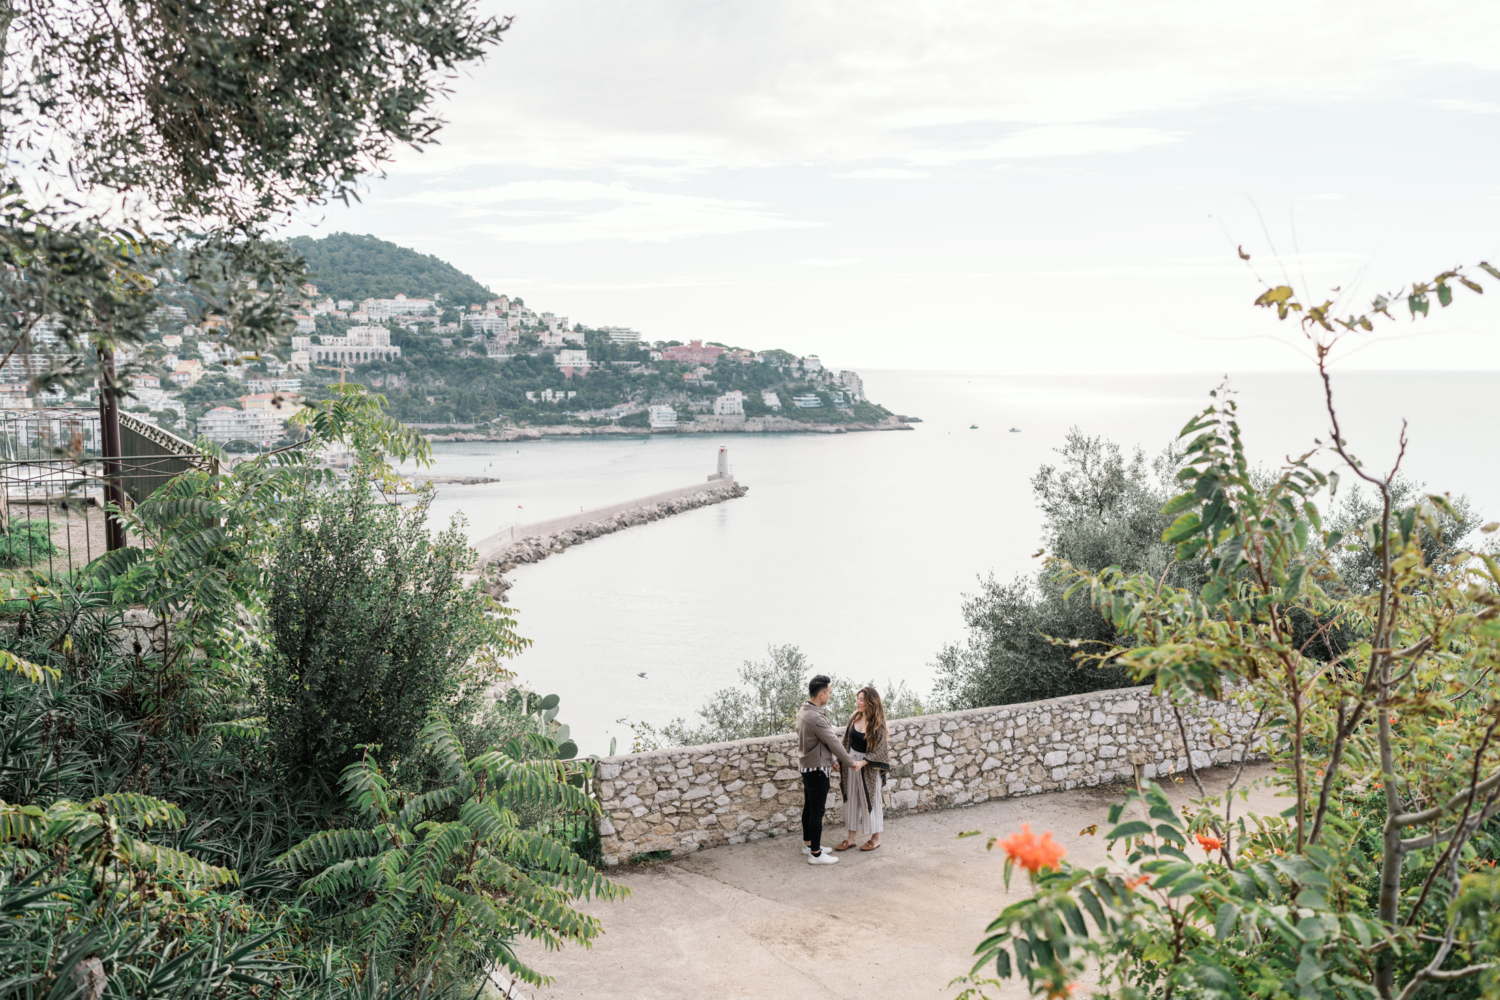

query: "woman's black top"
(850, 727), (867, 753)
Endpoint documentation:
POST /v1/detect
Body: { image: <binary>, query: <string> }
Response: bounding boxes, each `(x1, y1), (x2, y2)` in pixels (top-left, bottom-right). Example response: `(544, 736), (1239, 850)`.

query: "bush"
(625, 643), (923, 750)
(262, 474), (520, 782)
(0, 519), (59, 568)
(933, 430), (1204, 710)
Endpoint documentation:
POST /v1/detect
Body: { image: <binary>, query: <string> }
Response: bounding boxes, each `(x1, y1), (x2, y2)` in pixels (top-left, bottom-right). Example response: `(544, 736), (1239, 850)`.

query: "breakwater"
(592, 685), (1265, 865)
(473, 453), (748, 600)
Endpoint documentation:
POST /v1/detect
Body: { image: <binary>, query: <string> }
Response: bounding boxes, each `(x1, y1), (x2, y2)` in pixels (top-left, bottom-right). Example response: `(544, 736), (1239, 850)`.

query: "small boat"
(969, 424), (978, 429)
(1009, 427), (1020, 433)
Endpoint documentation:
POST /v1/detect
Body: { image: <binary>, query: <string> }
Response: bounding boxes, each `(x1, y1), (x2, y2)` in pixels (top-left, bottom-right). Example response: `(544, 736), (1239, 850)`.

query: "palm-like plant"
(277, 713), (625, 989)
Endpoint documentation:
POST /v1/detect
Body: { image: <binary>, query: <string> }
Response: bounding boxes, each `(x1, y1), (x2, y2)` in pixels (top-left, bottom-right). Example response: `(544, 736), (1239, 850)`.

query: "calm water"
(395, 370), (1500, 755)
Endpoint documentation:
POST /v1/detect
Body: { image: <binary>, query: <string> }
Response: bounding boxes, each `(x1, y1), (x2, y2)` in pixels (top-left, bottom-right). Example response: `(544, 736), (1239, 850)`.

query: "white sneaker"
(802, 845), (812, 855)
(807, 850), (839, 865)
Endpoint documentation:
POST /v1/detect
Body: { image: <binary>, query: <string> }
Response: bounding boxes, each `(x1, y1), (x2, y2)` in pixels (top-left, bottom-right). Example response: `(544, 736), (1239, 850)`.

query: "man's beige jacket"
(796, 699), (855, 770)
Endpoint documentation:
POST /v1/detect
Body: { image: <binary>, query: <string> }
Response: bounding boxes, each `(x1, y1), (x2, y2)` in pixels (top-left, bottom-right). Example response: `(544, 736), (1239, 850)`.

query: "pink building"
(662, 340), (726, 365)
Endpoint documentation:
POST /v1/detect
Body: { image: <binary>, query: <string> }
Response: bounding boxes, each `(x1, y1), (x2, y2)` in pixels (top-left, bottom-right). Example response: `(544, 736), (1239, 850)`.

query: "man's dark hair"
(808, 674), (831, 698)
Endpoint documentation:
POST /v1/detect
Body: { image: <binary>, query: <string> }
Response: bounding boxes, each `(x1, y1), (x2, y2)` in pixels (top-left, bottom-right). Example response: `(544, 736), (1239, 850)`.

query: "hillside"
(286, 232), (494, 307)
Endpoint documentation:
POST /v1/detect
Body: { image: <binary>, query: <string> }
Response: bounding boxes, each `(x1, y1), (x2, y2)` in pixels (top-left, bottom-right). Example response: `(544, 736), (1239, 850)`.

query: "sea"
(394, 369), (1500, 756)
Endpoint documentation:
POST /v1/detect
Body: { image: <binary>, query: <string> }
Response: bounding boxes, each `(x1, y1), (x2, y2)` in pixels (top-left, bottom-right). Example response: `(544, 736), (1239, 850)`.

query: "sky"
(284, 0), (1500, 375)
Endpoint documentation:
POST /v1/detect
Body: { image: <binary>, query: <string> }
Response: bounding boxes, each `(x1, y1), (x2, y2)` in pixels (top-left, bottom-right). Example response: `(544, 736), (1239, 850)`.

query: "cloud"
(376, 0), (1500, 177)
(908, 125), (1182, 165)
(1003, 251), (1369, 278)
(833, 168), (934, 179)
(797, 257), (864, 267)
(1433, 98), (1500, 113)
(396, 180), (821, 243)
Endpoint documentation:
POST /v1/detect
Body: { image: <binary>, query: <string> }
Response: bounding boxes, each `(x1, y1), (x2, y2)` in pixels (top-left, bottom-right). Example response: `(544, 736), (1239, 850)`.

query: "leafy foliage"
(277, 714), (624, 989)
(625, 644), (922, 750)
(0, 519), (60, 569)
(262, 474), (524, 781)
(934, 431), (1203, 710)
(960, 260), (1500, 1000)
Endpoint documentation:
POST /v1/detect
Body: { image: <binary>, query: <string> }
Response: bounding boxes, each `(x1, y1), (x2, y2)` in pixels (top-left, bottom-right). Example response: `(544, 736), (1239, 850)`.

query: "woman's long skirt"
(844, 749), (884, 834)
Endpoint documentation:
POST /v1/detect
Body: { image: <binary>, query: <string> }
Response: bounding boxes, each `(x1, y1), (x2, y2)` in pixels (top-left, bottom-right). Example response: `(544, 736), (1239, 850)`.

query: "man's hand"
(852, 760), (866, 770)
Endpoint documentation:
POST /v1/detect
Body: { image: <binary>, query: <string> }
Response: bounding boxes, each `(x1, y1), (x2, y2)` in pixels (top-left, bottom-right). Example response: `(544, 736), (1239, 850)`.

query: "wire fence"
(0, 409), (211, 580)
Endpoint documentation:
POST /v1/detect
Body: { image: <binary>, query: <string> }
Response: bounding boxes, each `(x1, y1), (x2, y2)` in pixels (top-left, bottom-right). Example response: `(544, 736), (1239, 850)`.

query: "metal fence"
(0, 409), (212, 578)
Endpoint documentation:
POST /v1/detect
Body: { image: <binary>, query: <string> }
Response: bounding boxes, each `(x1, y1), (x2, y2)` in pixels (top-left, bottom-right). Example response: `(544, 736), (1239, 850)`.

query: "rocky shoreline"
(482, 482), (749, 600)
(430, 414), (912, 443)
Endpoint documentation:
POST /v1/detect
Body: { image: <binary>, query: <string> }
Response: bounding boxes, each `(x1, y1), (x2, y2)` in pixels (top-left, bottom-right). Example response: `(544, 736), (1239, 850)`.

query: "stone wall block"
(590, 685), (1262, 864)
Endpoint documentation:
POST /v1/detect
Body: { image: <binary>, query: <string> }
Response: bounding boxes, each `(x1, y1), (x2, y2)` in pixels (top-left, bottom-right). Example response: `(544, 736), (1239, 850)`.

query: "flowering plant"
(960, 261), (1500, 1000)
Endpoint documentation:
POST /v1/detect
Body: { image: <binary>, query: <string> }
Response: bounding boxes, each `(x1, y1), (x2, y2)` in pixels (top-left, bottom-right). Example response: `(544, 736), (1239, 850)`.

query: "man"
(796, 675), (863, 865)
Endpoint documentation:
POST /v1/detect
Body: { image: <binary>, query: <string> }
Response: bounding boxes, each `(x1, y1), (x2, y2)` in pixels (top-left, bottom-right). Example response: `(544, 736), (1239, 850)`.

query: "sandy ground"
(510, 762), (1282, 1000)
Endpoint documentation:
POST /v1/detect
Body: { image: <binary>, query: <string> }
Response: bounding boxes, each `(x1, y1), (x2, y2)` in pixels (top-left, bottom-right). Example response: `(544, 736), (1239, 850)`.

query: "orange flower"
(999, 824), (1067, 873)
(1126, 874), (1151, 890)
(1196, 833), (1224, 854)
(1046, 983), (1078, 1000)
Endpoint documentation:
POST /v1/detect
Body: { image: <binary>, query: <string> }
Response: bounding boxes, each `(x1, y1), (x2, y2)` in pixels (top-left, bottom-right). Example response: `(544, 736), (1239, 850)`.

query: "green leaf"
(1215, 902), (1239, 941)
(1295, 953), (1323, 987)
(1105, 821), (1153, 841)
(995, 947), (1012, 979)
(1161, 492), (1199, 517)
(556, 740), (578, 760)
(1078, 887), (1106, 931)
(1437, 282), (1453, 307)
(1480, 261), (1500, 281)
(1161, 511), (1202, 544)
(1408, 293), (1429, 317)
(539, 694), (561, 711)
(1167, 874), (1209, 898)
(1060, 899), (1088, 938)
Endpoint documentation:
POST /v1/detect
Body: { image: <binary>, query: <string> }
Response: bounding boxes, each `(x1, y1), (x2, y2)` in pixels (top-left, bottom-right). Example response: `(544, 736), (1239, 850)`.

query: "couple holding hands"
(795, 675), (890, 864)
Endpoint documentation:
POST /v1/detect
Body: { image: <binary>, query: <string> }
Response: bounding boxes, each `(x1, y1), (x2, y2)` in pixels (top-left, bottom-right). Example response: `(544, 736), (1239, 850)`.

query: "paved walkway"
(513, 763), (1279, 1000)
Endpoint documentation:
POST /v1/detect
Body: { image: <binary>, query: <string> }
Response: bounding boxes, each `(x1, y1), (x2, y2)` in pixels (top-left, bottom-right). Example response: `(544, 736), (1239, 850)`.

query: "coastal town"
(0, 246), (894, 449)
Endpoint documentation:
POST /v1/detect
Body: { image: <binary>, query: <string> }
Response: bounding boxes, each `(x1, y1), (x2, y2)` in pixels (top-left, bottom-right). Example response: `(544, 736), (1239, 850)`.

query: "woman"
(834, 686), (890, 852)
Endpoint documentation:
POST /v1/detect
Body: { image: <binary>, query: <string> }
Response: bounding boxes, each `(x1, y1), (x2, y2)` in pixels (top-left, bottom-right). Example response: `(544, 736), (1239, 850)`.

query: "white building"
(360, 294), (434, 320)
(197, 404), (288, 445)
(294, 314), (315, 334)
(555, 349), (589, 378)
(801, 355), (823, 374)
(604, 326), (641, 344)
(161, 334), (183, 349)
(648, 405), (678, 429)
(791, 394), (823, 408)
(760, 388), (782, 410)
(712, 390), (745, 416)
(246, 378), (303, 394)
(839, 370), (865, 401)
(525, 389), (577, 403)
(464, 314), (509, 337)
(301, 325), (402, 365)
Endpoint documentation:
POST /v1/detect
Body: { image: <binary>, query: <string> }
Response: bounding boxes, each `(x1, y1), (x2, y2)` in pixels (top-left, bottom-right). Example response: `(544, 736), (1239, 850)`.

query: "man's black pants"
(801, 769), (830, 854)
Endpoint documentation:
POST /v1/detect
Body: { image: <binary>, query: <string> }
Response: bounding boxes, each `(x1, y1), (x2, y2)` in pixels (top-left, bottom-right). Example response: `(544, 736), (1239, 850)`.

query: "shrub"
(262, 474), (522, 782)
(0, 519), (59, 568)
(625, 643), (922, 749)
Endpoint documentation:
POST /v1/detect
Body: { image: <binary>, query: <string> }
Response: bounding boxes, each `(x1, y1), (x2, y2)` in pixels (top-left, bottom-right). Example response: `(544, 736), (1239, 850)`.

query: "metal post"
(97, 345), (127, 551)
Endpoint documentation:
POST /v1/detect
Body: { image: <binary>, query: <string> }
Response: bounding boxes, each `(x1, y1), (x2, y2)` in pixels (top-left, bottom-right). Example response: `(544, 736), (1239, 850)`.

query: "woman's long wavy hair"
(857, 686), (887, 750)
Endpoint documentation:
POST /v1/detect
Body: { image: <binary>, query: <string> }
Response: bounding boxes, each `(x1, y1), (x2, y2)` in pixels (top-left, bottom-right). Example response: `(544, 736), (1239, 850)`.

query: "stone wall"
(594, 685), (1262, 866)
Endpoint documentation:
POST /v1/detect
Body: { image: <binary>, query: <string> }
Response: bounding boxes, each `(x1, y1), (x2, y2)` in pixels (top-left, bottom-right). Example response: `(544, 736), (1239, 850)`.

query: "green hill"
(286, 232), (494, 307)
